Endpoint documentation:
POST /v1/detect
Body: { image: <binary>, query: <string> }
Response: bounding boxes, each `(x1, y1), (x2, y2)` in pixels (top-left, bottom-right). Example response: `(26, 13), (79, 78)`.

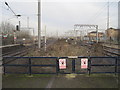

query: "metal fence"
(2, 56), (120, 75)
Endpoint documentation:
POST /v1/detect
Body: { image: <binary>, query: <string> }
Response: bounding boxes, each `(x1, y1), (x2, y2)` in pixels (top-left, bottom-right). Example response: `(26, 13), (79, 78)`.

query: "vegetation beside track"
(27, 39), (104, 57)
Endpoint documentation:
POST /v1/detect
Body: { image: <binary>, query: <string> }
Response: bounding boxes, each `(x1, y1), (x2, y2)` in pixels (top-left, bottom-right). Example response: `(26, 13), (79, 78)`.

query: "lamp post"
(5, 2), (21, 18)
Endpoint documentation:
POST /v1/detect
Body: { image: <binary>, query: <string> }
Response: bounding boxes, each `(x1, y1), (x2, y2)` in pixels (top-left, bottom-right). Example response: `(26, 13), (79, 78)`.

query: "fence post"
(56, 58), (59, 75)
(88, 57), (91, 76)
(29, 57), (31, 75)
(72, 59), (75, 73)
(115, 57), (118, 75)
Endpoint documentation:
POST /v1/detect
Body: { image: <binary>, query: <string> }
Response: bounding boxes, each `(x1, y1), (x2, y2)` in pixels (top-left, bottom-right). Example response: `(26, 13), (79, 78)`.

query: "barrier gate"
(2, 56), (120, 75)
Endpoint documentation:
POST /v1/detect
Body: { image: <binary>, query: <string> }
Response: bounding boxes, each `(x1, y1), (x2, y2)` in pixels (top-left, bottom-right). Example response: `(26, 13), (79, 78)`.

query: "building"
(83, 35), (89, 41)
(105, 28), (120, 41)
(87, 31), (105, 41)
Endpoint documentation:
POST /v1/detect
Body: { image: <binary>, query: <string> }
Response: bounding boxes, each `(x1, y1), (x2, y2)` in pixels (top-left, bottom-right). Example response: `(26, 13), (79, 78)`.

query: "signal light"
(16, 25), (20, 31)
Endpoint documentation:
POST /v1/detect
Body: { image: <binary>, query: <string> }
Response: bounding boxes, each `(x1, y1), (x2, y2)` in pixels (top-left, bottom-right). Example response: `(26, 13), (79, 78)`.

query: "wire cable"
(5, 1), (17, 16)
(87, 2), (108, 24)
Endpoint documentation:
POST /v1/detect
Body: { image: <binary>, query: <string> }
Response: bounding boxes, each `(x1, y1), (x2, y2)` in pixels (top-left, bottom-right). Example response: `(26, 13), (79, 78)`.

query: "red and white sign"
(14, 37), (17, 40)
(81, 58), (88, 69)
(59, 59), (66, 69)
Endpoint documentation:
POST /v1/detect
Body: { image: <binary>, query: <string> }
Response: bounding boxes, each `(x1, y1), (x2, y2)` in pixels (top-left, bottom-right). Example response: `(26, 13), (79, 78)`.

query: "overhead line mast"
(38, 0), (41, 49)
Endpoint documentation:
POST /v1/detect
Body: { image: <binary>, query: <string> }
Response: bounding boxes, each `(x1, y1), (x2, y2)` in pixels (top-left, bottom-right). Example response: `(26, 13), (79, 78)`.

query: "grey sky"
(0, 0), (119, 36)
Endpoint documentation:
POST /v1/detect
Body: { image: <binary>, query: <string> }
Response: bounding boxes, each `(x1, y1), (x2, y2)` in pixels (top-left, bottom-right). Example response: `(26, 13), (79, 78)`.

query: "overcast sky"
(0, 0), (119, 36)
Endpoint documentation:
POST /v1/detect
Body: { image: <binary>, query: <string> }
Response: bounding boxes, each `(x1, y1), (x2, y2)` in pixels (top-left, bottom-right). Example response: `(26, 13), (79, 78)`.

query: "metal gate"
(2, 56), (120, 75)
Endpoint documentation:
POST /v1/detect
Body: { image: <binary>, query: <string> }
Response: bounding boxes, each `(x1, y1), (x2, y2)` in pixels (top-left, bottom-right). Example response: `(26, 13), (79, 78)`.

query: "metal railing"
(2, 56), (120, 75)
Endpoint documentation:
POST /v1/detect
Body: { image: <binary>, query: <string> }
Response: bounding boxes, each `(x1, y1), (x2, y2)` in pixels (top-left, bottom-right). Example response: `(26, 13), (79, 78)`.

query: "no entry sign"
(81, 58), (88, 69)
(59, 59), (66, 69)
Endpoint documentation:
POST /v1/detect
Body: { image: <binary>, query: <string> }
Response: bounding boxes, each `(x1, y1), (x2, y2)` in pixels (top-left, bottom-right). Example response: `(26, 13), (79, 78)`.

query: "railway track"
(101, 42), (119, 56)
(3, 45), (35, 64)
(3, 38), (57, 64)
(79, 41), (120, 57)
(103, 45), (120, 56)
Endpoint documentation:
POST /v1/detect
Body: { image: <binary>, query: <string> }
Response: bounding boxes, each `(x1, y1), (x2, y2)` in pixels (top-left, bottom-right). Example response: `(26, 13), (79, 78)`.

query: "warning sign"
(14, 37), (17, 40)
(81, 58), (88, 69)
(59, 59), (66, 69)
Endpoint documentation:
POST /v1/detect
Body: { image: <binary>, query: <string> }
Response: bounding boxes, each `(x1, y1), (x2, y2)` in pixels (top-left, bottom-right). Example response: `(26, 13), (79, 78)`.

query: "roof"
(88, 31), (104, 34)
(90, 31), (97, 33)
(107, 28), (120, 31)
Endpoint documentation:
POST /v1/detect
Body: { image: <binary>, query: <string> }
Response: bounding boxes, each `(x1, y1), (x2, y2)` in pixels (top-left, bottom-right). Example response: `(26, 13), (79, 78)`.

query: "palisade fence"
(2, 56), (120, 75)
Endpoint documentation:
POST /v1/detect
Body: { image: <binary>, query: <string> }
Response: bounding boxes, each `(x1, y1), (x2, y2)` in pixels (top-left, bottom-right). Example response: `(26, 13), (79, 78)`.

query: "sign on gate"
(59, 59), (66, 69)
(81, 58), (88, 69)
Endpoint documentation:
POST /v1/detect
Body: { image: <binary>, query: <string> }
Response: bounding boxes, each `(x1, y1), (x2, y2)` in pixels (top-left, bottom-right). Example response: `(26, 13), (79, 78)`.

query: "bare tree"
(0, 21), (33, 45)
(16, 30), (33, 44)
(0, 21), (15, 45)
